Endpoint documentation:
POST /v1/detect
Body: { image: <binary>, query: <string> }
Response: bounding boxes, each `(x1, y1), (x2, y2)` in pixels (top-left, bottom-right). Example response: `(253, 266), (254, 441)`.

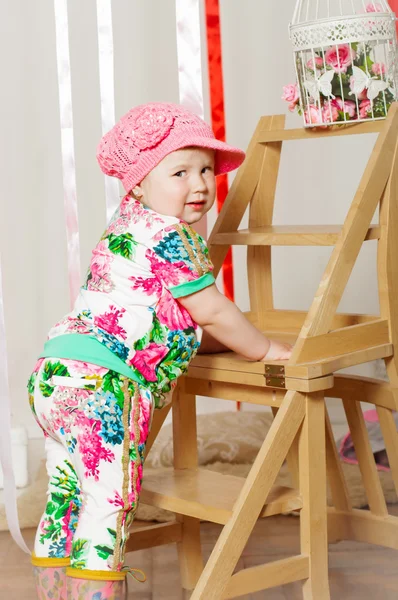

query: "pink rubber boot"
(66, 576), (125, 599)
(32, 556), (69, 600)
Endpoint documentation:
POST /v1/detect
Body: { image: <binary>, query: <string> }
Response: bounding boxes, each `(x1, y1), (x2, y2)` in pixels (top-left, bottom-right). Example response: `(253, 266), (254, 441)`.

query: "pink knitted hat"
(96, 102), (245, 193)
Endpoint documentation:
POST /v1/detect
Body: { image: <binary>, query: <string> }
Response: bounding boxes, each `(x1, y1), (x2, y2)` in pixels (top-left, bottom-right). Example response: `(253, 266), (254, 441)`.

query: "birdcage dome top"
(291, 0), (394, 25)
(285, 0), (397, 127)
(290, 1), (397, 50)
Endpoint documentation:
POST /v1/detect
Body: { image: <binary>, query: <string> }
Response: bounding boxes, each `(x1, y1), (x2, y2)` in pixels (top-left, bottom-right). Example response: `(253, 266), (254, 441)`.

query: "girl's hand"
(178, 284), (291, 362)
(261, 339), (293, 361)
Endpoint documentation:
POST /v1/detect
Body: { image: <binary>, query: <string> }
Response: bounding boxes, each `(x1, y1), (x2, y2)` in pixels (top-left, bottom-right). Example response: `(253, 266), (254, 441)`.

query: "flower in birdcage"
(304, 105), (323, 125)
(359, 99), (372, 118)
(306, 56), (324, 70)
(282, 84), (299, 104)
(325, 44), (356, 73)
(284, 41), (396, 124)
(322, 102), (340, 123)
(331, 98), (357, 118)
(371, 62), (386, 76)
(287, 0), (397, 127)
(281, 83), (300, 112)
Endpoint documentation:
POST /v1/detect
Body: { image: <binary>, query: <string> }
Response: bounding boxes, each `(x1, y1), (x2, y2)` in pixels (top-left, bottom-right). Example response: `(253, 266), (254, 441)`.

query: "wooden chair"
(126, 104), (398, 599)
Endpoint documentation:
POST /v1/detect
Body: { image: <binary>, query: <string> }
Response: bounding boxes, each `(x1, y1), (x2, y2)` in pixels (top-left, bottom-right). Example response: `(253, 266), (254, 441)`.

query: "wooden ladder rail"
(126, 106), (398, 600)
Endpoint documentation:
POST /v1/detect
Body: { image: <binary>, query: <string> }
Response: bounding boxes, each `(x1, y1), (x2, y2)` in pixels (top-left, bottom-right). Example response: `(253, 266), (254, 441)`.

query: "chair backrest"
(207, 105), (398, 369)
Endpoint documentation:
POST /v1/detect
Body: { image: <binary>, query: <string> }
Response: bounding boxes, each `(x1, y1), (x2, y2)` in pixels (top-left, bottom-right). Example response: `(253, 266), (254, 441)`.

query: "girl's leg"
(65, 378), (151, 598)
(32, 437), (81, 600)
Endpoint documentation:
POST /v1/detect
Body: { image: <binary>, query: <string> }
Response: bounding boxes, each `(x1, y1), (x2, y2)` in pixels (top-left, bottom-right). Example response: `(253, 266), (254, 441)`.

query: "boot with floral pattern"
(33, 564), (67, 600)
(66, 577), (125, 600)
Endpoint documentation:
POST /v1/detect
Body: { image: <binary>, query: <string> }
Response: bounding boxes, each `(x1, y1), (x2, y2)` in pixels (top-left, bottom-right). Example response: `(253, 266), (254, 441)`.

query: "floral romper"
(28, 195), (214, 577)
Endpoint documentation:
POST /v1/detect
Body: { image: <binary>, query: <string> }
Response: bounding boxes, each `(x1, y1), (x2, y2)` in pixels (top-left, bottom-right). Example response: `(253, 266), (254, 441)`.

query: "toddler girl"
(28, 102), (292, 600)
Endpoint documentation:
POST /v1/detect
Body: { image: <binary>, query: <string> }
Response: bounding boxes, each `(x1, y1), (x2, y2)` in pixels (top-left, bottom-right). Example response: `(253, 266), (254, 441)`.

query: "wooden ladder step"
(223, 555), (310, 598)
(140, 468), (302, 525)
(211, 225), (380, 246)
(257, 119), (383, 143)
(190, 343), (392, 381)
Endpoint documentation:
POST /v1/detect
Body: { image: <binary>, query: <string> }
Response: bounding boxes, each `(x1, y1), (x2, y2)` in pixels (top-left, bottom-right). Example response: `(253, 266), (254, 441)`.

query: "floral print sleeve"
(146, 222), (215, 298)
(44, 198), (214, 408)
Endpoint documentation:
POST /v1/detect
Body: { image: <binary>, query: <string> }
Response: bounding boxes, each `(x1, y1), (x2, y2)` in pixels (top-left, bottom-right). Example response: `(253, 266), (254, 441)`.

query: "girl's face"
(132, 147), (216, 224)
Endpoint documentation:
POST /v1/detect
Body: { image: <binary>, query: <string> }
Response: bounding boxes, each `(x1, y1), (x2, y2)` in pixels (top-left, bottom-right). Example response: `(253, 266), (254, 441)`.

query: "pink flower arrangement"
(325, 44), (356, 74)
(283, 42), (395, 126)
(322, 103), (340, 123)
(331, 98), (357, 118)
(282, 84), (299, 103)
(304, 105), (323, 125)
(282, 83), (300, 113)
(307, 56), (324, 70)
(371, 62), (386, 76)
(359, 99), (372, 119)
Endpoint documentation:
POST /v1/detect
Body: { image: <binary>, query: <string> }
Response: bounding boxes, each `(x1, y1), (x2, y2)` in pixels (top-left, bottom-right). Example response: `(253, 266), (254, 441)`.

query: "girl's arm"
(178, 284), (291, 361)
(198, 331), (230, 354)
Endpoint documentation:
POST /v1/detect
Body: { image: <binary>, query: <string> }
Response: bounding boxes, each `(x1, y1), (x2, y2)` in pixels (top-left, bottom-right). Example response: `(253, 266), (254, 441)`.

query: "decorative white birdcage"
(284, 0), (398, 127)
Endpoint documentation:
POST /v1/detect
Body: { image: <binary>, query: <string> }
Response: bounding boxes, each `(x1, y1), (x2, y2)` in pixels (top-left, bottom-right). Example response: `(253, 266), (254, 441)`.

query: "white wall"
(0, 0), (380, 438)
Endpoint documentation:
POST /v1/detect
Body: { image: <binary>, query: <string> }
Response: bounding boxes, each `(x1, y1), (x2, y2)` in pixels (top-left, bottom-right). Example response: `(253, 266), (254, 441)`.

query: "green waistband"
(40, 334), (141, 384)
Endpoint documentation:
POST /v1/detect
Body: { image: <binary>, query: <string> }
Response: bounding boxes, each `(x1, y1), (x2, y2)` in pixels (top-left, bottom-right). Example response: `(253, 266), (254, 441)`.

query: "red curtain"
(205, 0), (234, 302)
(388, 0), (398, 33)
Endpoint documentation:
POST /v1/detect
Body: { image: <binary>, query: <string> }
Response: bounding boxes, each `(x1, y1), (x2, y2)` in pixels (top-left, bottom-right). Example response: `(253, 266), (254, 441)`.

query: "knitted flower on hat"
(97, 102), (245, 193)
(127, 105), (175, 150)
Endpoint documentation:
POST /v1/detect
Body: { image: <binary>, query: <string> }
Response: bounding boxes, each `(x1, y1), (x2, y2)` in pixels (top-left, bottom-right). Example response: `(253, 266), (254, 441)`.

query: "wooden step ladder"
(126, 104), (398, 599)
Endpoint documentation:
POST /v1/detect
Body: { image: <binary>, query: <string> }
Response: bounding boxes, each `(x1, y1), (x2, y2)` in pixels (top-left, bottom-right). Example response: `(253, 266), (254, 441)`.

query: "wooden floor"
(2, 509), (398, 599)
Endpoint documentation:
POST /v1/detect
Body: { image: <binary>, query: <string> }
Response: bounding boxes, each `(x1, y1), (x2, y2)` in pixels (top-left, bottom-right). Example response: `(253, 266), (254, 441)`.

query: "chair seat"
(189, 335), (392, 382)
(211, 224), (380, 246)
(141, 468), (302, 525)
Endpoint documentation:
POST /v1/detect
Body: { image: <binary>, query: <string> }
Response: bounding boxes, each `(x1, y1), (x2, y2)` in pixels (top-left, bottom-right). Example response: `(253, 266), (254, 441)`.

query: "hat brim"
(120, 135), (246, 192)
(178, 137), (246, 176)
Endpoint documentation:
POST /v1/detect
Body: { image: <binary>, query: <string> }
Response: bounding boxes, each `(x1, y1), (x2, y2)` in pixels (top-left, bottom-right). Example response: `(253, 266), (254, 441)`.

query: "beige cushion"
(145, 411), (275, 469)
(0, 411), (396, 530)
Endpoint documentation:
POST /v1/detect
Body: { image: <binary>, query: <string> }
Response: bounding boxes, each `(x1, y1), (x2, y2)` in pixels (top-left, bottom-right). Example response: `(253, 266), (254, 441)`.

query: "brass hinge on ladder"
(264, 365), (286, 388)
